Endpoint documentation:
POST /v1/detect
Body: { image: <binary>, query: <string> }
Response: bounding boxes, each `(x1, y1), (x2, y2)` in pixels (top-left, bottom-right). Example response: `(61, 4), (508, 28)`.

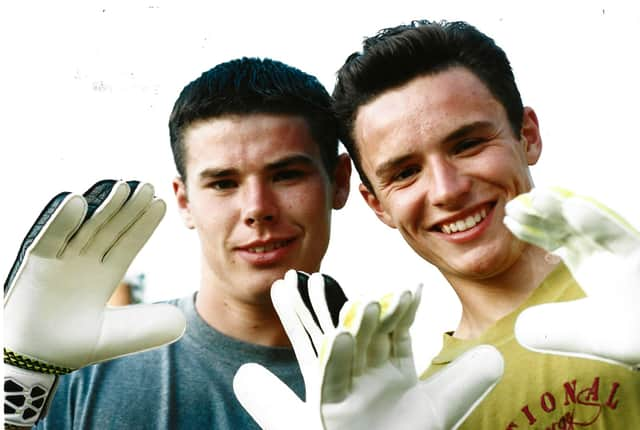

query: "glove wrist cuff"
(3, 362), (60, 427)
(4, 348), (74, 375)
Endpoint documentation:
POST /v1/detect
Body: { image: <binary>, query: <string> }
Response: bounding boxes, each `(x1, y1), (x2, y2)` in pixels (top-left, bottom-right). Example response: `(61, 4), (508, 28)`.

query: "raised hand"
(504, 186), (640, 370)
(4, 180), (186, 426)
(320, 286), (503, 430)
(234, 271), (504, 429)
(233, 270), (347, 429)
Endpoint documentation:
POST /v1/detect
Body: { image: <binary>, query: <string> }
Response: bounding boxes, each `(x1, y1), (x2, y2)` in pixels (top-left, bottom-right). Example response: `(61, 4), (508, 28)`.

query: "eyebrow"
(198, 167), (238, 181)
(442, 120), (495, 143)
(374, 154), (415, 180)
(373, 120), (495, 179)
(198, 154), (316, 181)
(265, 154), (316, 171)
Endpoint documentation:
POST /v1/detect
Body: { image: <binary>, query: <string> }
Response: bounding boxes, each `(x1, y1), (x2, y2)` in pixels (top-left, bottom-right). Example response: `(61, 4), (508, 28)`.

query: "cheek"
(289, 184), (333, 252)
(387, 185), (426, 229)
(189, 193), (235, 236)
(499, 161), (533, 194)
(491, 148), (532, 186)
(288, 182), (332, 217)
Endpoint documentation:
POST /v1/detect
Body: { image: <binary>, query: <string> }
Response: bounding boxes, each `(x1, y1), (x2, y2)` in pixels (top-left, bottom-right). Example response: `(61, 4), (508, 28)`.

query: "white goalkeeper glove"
(3, 180), (186, 426)
(504, 186), (640, 370)
(233, 270), (346, 429)
(234, 271), (504, 429)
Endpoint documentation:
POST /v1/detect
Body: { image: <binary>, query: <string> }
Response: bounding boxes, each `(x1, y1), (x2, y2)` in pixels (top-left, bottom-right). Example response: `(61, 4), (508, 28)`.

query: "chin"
(471, 252), (523, 280)
(443, 246), (519, 280)
(256, 268), (289, 285)
(239, 269), (282, 294)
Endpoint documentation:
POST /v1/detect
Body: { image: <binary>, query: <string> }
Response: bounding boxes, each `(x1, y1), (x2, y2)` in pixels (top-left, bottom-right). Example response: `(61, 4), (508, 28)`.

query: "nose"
(242, 179), (279, 227)
(428, 158), (471, 208)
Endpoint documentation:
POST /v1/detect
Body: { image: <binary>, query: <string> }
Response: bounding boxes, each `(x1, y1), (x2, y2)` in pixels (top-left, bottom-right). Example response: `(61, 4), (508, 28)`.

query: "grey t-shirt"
(36, 293), (304, 429)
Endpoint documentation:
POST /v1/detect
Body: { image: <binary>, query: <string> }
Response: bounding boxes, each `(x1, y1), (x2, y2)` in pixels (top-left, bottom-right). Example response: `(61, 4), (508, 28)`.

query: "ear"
(331, 153), (352, 209)
(521, 106), (542, 166)
(358, 183), (396, 229)
(172, 176), (195, 229)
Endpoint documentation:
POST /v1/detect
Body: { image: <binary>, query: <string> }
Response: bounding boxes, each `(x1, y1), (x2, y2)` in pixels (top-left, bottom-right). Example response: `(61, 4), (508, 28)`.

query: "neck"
(445, 245), (558, 340)
(195, 278), (291, 348)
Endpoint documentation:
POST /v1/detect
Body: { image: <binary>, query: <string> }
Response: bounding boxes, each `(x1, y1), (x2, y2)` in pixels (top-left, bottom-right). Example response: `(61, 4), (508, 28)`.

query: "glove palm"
(4, 180), (186, 425)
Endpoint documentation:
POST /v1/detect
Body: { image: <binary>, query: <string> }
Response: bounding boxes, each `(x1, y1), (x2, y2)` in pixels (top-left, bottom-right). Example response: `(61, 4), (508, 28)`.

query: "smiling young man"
(332, 20), (640, 428)
(29, 57), (351, 429)
(172, 108), (347, 348)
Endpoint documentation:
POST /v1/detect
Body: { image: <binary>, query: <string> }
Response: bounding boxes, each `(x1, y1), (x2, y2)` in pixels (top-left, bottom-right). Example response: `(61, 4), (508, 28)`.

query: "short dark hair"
(169, 57), (339, 180)
(333, 20), (524, 191)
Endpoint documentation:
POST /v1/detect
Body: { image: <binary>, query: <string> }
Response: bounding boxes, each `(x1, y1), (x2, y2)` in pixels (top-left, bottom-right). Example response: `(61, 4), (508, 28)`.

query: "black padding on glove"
(4, 191), (70, 295)
(295, 271), (348, 329)
(3, 179), (132, 295)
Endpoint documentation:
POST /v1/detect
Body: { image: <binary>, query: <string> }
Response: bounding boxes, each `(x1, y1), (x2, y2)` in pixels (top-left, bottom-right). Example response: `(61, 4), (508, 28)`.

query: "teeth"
(440, 208), (487, 234)
(463, 217), (471, 229)
(248, 240), (288, 253)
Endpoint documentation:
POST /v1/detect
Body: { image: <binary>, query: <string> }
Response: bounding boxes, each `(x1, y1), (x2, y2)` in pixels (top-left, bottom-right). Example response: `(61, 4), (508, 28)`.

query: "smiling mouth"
(437, 207), (489, 234)
(246, 239), (293, 254)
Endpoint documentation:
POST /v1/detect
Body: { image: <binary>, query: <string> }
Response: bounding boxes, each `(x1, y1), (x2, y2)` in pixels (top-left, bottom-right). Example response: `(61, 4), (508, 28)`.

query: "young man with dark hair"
(5, 57), (351, 429)
(329, 20), (639, 428)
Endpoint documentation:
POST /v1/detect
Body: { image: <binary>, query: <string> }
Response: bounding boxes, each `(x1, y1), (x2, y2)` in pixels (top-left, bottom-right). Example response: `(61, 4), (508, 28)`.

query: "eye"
(453, 138), (484, 155)
(208, 179), (237, 190)
(392, 166), (420, 182)
(273, 169), (306, 182)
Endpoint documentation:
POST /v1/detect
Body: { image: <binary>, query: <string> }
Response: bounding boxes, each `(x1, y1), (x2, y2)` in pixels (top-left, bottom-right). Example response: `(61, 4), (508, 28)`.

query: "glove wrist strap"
(4, 363), (60, 427)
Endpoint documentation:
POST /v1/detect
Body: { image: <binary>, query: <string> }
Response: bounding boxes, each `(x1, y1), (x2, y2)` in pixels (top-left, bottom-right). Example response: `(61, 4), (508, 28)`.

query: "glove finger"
(4, 193), (86, 297)
(321, 274), (348, 326)
(271, 279), (318, 380)
(503, 216), (564, 252)
(377, 289), (413, 333)
(25, 194), (87, 259)
(368, 290), (413, 368)
(420, 345), (504, 430)
(103, 198), (166, 268)
(84, 182), (155, 258)
(505, 193), (561, 234)
(392, 284), (423, 361)
(395, 284), (423, 334)
(320, 331), (355, 404)
(91, 303), (186, 364)
(64, 180), (130, 255)
(563, 195), (640, 255)
(234, 362), (306, 429)
(308, 272), (347, 333)
(515, 299), (640, 370)
(528, 187), (566, 219)
(505, 190), (567, 250)
(285, 270), (325, 352)
(340, 300), (380, 376)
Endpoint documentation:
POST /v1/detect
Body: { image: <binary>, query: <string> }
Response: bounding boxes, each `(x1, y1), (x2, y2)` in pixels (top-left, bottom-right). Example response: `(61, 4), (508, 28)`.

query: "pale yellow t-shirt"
(421, 263), (640, 429)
